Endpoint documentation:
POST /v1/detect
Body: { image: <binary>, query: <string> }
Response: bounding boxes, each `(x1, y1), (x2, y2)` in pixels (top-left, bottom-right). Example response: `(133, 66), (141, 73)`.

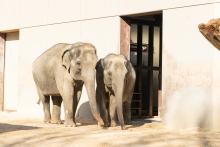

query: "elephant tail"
(37, 98), (41, 104)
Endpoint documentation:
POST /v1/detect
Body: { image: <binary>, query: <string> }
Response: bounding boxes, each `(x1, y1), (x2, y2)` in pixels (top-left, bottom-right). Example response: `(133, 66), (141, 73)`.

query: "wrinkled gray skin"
(96, 54), (136, 130)
(32, 42), (104, 127)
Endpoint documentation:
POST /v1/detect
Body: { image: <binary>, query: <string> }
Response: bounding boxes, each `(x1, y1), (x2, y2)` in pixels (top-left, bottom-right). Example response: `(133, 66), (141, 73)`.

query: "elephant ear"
(62, 49), (72, 72)
(123, 59), (131, 76)
(100, 58), (105, 69)
(125, 60), (130, 69)
(95, 59), (103, 70)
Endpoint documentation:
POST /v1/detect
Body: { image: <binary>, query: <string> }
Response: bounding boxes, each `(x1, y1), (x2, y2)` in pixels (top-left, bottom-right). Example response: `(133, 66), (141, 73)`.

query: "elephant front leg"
(51, 95), (63, 124)
(63, 96), (76, 127)
(124, 102), (131, 124)
(61, 82), (76, 127)
(109, 95), (117, 127)
(97, 89), (109, 127)
(101, 96), (109, 127)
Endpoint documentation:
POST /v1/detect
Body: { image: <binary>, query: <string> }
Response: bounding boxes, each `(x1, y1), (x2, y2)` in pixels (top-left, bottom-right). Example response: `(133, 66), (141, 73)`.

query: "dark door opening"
(122, 12), (162, 118)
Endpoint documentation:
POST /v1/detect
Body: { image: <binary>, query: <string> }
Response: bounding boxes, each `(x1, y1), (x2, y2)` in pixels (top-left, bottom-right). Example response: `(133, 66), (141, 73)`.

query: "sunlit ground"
(0, 114), (220, 147)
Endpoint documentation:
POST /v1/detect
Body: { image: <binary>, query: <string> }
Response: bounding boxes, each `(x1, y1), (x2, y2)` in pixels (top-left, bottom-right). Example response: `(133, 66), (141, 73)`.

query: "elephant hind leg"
(36, 87), (51, 123)
(43, 95), (51, 123)
(51, 95), (63, 124)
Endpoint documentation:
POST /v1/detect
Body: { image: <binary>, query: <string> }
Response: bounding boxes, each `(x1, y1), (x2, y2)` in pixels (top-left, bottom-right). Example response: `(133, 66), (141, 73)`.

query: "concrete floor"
(0, 113), (220, 147)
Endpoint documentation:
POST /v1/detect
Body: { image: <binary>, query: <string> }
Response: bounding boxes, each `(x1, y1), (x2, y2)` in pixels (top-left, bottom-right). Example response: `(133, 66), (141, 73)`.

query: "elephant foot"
(98, 122), (105, 128)
(110, 121), (117, 127)
(104, 122), (110, 127)
(50, 119), (63, 124)
(98, 120), (105, 127)
(121, 125), (126, 130)
(64, 121), (76, 127)
(44, 118), (51, 124)
(125, 120), (131, 125)
(44, 120), (51, 124)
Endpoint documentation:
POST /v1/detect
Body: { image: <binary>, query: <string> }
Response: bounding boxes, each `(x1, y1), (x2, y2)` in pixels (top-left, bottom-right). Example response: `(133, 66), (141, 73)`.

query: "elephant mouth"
(105, 86), (114, 95)
(72, 69), (82, 80)
(75, 68), (81, 75)
(104, 76), (113, 86)
(106, 83), (112, 87)
(104, 79), (112, 87)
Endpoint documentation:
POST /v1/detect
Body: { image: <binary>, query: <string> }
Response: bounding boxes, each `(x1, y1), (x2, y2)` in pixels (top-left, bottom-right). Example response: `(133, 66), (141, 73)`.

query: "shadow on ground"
(0, 123), (39, 133)
(126, 119), (161, 129)
(76, 102), (96, 124)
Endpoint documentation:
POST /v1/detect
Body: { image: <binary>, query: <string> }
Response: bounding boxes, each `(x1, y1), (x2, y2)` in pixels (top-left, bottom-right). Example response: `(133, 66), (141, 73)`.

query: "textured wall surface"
(163, 3), (214, 102)
(163, 3), (220, 130)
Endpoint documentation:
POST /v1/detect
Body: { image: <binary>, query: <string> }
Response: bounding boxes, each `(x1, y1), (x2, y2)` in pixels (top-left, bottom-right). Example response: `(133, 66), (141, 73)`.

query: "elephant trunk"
(113, 77), (125, 130)
(83, 69), (104, 127)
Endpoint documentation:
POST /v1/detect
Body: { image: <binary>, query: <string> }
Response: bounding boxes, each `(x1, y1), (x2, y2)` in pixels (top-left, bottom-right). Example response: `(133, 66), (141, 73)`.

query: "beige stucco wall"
(1, 0), (220, 31)
(163, 3), (220, 130)
(162, 3), (214, 100)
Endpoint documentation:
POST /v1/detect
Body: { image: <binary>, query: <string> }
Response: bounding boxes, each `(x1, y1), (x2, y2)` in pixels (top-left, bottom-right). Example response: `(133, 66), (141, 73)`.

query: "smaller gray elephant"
(96, 54), (136, 130)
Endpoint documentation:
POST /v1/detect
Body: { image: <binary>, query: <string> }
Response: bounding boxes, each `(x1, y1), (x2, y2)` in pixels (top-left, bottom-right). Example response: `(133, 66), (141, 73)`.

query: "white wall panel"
(81, 17), (119, 58)
(1, 0), (220, 31)
(163, 3), (214, 100)
(46, 0), (82, 25)
(162, 3), (220, 130)
(0, 0), (20, 31)
(81, 0), (117, 19)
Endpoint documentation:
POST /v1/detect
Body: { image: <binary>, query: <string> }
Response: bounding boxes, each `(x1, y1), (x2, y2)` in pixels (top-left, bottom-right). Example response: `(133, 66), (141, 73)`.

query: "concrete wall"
(0, 0), (220, 31)
(163, 3), (214, 100)
(163, 3), (220, 130)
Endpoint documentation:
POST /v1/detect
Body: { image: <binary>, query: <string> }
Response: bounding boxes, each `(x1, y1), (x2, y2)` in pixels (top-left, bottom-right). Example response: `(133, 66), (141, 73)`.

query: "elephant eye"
(72, 48), (81, 59)
(107, 61), (112, 69)
(124, 61), (128, 68)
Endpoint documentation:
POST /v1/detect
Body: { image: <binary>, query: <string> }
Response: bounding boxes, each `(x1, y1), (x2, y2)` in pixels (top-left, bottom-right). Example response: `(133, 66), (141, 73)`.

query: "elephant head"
(101, 54), (130, 129)
(61, 43), (104, 126)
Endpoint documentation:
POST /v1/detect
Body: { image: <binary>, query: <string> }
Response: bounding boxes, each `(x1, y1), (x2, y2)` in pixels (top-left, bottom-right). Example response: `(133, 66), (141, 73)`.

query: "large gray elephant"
(32, 42), (104, 127)
(96, 53), (136, 130)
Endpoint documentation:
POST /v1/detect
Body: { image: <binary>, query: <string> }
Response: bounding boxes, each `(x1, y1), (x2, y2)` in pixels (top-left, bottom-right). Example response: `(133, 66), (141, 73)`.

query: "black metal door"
(127, 14), (162, 118)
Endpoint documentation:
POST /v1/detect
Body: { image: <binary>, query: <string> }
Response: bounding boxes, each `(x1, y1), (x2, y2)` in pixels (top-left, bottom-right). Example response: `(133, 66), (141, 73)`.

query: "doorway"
(121, 12), (162, 118)
(4, 31), (19, 111)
